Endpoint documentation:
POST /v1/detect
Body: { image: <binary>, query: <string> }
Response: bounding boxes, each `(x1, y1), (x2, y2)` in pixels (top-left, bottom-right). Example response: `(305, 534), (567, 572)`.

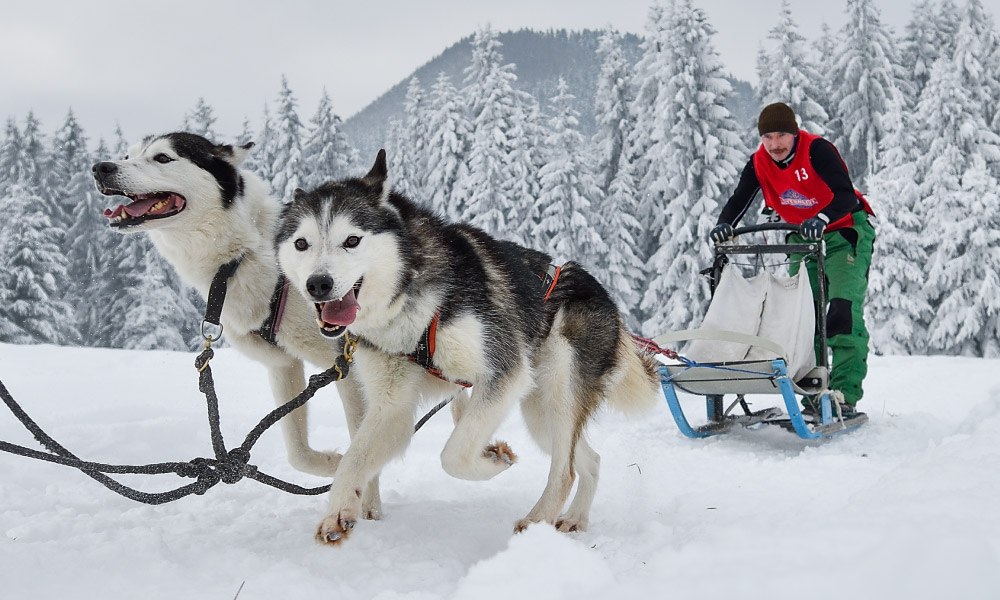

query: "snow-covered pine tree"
(592, 29), (634, 194)
(182, 97), (218, 140)
(534, 78), (605, 268)
(812, 22), (839, 143)
(0, 184), (78, 344)
(301, 89), (359, 189)
(393, 77), (430, 201)
(461, 26), (537, 243)
(601, 150), (647, 332)
(952, 0), (1000, 145)
(115, 252), (191, 351)
(18, 112), (51, 196)
(865, 103), (932, 355)
(269, 76), (305, 202)
(236, 117), (254, 147)
(902, 0), (950, 99)
(628, 2), (673, 259)
(48, 110), (92, 234)
(244, 105), (277, 185)
(506, 85), (544, 248)
(827, 0), (905, 179)
(69, 137), (118, 346)
(758, 0), (829, 135)
(424, 72), (472, 220)
(0, 118), (23, 193)
(640, 0), (747, 335)
(916, 56), (1000, 356)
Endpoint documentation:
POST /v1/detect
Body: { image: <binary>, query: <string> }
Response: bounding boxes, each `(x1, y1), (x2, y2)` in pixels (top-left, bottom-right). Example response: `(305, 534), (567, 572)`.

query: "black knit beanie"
(757, 102), (799, 135)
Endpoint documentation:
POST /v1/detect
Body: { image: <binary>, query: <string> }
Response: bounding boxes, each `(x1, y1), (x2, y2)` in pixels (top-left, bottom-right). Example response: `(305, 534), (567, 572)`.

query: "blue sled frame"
(660, 358), (867, 440)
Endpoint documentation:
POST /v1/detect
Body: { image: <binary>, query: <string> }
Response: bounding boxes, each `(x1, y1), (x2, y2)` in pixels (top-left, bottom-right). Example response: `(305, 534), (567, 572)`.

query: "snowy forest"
(0, 0), (998, 357)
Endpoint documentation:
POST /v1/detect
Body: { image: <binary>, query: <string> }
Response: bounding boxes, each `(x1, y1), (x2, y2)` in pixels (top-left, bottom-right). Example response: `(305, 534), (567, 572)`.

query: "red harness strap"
(409, 263), (563, 388)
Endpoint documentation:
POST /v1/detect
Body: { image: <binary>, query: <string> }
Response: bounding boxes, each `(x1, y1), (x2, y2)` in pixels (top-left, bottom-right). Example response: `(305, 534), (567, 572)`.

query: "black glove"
(800, 217), (827, 241)
(710, 223), (734, 244)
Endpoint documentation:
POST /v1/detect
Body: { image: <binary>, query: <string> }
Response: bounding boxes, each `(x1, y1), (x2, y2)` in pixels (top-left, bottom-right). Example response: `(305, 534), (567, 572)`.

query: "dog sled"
(650, 223), (867, 440)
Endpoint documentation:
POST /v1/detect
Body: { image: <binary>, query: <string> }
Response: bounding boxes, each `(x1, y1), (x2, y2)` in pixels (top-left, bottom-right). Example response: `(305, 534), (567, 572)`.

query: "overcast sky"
(2, 0), (996, 145)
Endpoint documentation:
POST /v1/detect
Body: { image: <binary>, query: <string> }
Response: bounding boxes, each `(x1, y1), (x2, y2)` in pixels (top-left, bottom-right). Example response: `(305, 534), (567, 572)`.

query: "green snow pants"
(788, 211), (875, 405)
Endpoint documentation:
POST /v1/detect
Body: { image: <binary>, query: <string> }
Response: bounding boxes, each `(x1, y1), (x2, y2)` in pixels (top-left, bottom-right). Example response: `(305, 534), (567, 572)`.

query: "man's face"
(761, 132), (796, 162)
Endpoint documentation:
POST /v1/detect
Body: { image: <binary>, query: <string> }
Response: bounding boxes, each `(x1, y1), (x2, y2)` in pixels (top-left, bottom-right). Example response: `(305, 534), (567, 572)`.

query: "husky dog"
(91, 132), (383, 518)
(276, 150), (661, 545)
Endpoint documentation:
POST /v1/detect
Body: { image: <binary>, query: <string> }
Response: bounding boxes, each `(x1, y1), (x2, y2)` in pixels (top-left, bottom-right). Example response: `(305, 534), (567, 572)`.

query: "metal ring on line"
(201, 321), (224, 343)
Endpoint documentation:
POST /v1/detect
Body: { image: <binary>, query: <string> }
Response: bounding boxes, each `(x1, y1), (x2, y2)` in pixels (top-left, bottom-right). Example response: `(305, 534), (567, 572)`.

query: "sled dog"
(276, 150), (661, 544)
(91, 132), (383, 518)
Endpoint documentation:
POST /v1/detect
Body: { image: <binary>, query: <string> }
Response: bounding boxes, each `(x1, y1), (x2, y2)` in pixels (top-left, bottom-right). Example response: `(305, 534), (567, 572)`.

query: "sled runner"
(653, 223), (867, 440)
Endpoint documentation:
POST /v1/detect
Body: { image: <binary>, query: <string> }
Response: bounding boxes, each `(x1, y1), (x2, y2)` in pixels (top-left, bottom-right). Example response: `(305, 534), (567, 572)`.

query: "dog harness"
(406, 264), (562, 388)
(206, 255), (289, 347)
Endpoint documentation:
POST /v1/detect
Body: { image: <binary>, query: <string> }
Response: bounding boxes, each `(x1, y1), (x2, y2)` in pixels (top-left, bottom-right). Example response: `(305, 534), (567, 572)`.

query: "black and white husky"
(276, 150), (661, 544)
(91, 133), (384, 519)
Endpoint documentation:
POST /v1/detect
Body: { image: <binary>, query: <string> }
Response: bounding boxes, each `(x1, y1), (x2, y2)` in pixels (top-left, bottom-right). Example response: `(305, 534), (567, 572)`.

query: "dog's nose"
(306, 274), (335, 300)
(92, 162), (118, 177)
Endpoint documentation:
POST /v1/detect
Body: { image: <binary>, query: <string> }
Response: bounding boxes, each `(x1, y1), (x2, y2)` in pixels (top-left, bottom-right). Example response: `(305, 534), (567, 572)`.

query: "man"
(710, 102), (875, 413)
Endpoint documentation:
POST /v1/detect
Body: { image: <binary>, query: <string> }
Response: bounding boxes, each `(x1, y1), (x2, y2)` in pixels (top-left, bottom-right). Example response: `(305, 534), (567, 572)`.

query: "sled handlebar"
(731, 222), (800, 236)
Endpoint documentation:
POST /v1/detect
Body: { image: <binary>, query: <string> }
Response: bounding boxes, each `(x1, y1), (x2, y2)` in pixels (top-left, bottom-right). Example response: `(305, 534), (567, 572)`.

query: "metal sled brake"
(657, 223), (867, 440)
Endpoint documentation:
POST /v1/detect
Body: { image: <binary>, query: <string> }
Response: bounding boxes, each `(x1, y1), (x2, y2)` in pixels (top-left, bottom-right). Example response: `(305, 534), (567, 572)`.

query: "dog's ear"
(223, 142), (254, 167)
(362, 149), (391, 203)
(293, 187), (307, 201)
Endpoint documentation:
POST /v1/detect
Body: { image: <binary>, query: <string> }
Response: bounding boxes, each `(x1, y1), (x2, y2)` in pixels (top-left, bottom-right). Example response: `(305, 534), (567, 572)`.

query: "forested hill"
(341, 28), (756, 160)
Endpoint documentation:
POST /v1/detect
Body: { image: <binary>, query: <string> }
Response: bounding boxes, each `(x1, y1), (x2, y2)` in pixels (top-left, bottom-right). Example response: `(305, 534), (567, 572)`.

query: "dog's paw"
(315, 508), (358, 546)
(484, 441), (517, 467)
(513, 516), (540, 534)
(555, 514), (588, 533)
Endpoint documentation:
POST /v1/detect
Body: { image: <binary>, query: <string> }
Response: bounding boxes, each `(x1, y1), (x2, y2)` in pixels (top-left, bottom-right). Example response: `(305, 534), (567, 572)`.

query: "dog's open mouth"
(315, 279), (363, 337)
(101, 190), (187, 228)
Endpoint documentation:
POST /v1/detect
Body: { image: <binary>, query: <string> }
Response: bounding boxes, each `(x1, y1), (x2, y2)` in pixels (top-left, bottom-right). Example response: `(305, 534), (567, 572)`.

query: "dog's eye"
(343, 235), (362, 249)
(294, 238), (309, 251)
(154, 153), (174, 164)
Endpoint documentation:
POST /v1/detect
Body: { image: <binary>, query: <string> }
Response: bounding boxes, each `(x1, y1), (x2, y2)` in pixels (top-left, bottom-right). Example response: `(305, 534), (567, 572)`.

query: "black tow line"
(0, 257), (352, 504)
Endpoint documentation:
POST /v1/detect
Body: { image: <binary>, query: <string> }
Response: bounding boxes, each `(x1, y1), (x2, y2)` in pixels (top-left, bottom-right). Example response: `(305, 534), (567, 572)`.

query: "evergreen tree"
(19, 112), (51, 194)
(812, 22), (839, 142)
(640, 0), (747, 334)
(758, 0), (829, 134)
(424, 72), (472, 220)
(269, 76), (305, 202)
(916, 57), (1000, 356)
(0, 184), (78, 344)
(301, 89), (358, 189)
(116, 253), (191, 351)
(628, 2), (673, 259)
(952, 0), (1000, 142)
(182, 97), (218, 140)
(0, 118), (22, 192)
(49, 109), (92, 233)
(592, 29), (634, 193)
(865, 105), (931, 355)
(462, 27), (539, 243)
(827, 0), (905, 178)
(534, 78), (605, 268)
(244, 104), (276, 185)
(901, 0), (950, 99)
(394, 77), (430, 200)
(70, 137), (118, 346)
(236, 117), (255, 147)
(601, 151), (647, 331)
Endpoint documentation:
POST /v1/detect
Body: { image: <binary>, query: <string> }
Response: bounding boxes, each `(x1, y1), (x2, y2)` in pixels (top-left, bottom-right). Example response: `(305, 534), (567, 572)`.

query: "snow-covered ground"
(1, 342), (999, 599)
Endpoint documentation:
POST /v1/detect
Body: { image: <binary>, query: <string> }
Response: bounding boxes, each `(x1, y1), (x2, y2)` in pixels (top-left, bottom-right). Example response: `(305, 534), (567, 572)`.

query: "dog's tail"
(603, 326), (663, 415)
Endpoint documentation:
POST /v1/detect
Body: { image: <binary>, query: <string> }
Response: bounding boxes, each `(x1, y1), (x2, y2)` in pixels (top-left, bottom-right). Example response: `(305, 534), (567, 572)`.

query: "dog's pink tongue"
(321, 288), (359, 326)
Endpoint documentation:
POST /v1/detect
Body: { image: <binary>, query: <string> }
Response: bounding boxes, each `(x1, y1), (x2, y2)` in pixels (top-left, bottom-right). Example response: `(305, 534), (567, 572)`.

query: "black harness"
(205, 255), (288, 346)
(405, 264), (562, 388)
